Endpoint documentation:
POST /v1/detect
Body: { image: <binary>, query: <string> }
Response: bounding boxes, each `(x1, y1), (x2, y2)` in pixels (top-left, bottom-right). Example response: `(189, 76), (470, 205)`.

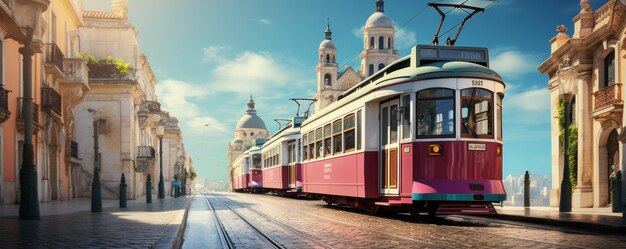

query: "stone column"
(573, 71), (594, 208)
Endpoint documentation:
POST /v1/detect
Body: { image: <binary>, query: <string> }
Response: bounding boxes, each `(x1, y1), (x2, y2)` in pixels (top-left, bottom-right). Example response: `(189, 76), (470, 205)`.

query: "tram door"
(380, 99), (400, 195)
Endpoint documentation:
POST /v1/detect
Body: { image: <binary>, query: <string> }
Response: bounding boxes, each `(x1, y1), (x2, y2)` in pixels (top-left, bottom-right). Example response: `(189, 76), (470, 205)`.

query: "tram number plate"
(468, 143), (486, 151)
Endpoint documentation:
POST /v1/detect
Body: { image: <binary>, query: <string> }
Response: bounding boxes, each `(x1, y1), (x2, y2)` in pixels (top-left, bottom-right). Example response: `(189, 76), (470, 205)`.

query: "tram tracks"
(204, 194), (333, 249)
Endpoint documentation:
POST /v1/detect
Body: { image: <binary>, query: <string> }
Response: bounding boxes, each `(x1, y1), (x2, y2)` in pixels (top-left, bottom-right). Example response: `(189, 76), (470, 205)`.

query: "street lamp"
(157, 123), (165, 199)
(178, 155), (186, 196)
(17, 0), (50, 220)
(87, 108), (103, 212)
(557, 58), (577, 213)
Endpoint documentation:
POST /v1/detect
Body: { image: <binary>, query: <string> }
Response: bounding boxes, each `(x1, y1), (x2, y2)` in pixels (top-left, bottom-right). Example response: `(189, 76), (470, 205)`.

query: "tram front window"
(416, 88), (455, 137)
(461, 88), (493, 138)
(252, 154), (261, 169)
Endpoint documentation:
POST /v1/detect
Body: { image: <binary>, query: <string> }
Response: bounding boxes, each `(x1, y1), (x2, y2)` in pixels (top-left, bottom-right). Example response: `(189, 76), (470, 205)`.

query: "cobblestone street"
(183, 193), (626, 249)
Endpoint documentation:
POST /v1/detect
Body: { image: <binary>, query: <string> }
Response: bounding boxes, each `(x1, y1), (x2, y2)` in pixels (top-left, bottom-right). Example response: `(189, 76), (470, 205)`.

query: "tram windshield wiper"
(464, 89), (479, 138)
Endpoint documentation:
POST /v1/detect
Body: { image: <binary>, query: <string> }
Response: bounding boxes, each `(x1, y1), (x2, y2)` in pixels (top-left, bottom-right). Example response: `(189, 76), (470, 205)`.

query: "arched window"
(332, 55), (336, 63)
(368, 64), (374, 76)
(370, 37), (375, 49)
(326, 54), (330, 63)
(388, 37), (392, 49)
(324, 73), (331, 88)
(604, 51), (615, 88)
(378, 63), (385, 70)
(379, 36), (384, 50)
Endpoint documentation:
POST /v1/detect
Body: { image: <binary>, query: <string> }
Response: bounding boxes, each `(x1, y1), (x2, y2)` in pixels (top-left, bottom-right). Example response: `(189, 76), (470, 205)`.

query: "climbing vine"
(558, 99), (578, 191)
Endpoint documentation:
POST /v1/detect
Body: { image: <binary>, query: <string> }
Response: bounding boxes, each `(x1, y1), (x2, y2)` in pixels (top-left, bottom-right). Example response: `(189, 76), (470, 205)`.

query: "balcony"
(41, 86), (62, 116)
(45, 43), (65, 78)
(592, 83), (623, 119)
(16, 97), (40, 135)
(61, 58), (90, 90)
(138, 101), (162, 128)
(135, 146), (156, 174)
(88, 63), (136, 82)
(0, 87), (10, 124)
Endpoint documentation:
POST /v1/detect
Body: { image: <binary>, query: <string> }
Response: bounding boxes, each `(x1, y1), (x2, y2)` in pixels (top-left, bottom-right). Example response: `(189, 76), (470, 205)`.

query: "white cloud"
(394, 28), (417, 49)
(202, 46), (228, 63)
(156, 79), (205, 120)
(503, 83), (550, 125)
(490, 50), (539, 77)
(255, 18), (272, 25)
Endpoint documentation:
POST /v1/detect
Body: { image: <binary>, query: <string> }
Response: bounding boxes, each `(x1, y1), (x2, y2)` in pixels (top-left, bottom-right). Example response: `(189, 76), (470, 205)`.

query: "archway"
(606, 129), (618, 205)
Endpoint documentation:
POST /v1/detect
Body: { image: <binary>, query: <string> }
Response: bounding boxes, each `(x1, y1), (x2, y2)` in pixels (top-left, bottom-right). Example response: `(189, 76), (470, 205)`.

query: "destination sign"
(415, 45), (489, 67)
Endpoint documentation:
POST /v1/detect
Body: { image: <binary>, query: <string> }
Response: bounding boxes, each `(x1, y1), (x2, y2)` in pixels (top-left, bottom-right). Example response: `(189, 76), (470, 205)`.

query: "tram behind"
(299, 45), (506, 215)
(232, 142), (264, 192)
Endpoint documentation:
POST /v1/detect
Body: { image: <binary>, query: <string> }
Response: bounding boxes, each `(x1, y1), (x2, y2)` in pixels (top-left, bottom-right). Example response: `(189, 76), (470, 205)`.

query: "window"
(416, 88), (455, 137)
(378, 36), (384, 50)
(388, 37), (392, 49)
(287, 141), (295, 163)
(378, 63), (385, 70)
(344, 114), (356, 151)
(496, 93), (502, 141)
(390, 105), (398, 144)
(302, 135), (308, 161)
(324, 124), (332, 157)
(308, 131), (315, 160)
(326, 54), (330, 63)
(333, 119), (342, 154)
(370, 37), (375, 49)
(401, 95), (411, 140)
(324, 73), (332, 88)
(369, 64), (374, 76)
(315, 128), (323, 158)
(604, 51), (615, 88)
(356, 110), (362, 150)
(461, 88), (493, 138)
(252, 154), (261, 169)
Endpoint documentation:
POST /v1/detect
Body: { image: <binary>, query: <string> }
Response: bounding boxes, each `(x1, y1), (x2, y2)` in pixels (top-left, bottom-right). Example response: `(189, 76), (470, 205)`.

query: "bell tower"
(315, 21), (340, 112)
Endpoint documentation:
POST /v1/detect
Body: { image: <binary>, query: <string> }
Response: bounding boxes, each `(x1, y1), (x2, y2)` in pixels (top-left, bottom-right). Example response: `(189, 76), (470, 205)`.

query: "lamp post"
(157, 124), (165, 199)
(17, 0), (50, 220)
(87, 108), (102, 212)
(557, 59), (578, 213)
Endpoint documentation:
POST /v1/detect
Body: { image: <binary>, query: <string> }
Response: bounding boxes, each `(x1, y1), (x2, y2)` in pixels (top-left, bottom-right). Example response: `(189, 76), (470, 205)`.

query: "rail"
(41, 86), (62, 115)
(45, 43), (64, 71)
(594, 83), (622, 110)
(141, 101), (161, 113)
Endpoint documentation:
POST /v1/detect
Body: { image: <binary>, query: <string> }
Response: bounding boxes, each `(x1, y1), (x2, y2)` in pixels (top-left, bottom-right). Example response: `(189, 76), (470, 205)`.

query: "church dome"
(319, 39), (336, 49)
(235, 96), (267, 130)
(365, 12), (393, 29)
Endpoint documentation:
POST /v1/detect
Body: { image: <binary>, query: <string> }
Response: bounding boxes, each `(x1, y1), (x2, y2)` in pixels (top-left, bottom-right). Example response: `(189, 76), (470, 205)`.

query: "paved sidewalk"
(494, 206), (626, 232)
(0, 195), (192, 248)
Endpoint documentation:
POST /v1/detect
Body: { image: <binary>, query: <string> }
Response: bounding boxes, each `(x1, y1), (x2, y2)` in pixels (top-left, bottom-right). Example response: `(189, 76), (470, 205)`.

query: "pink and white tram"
(261, 117), (305, 195)
(299, 45), (506, 214)
(232, 143), (264, 192)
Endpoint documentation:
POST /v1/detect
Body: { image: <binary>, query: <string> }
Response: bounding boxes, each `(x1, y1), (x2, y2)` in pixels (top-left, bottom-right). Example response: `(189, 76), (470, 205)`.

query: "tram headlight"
(429, 144), (442, 156)
(496, 146), (502, 157)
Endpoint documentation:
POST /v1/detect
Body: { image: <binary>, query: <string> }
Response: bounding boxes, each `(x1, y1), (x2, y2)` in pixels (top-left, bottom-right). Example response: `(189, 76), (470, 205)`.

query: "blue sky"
(83, 0), (604, 181)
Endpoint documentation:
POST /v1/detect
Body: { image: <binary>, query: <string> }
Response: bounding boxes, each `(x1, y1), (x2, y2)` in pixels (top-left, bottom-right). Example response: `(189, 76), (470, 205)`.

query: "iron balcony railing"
(594, 83), (623, 110)
(0, 87), (10, 123)
(70, 140), (79, 159)
(45, 43), (64, 72)
(136, 146), (156, 160)
(141, 101), (161, 114)
(17, 97), (39, 125)
(41, 86), (62, 115)
(62, 58), (89, 87)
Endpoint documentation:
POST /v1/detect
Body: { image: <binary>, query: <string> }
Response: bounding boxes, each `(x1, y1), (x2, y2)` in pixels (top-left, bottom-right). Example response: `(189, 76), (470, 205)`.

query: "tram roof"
(263, 126), (300, 148)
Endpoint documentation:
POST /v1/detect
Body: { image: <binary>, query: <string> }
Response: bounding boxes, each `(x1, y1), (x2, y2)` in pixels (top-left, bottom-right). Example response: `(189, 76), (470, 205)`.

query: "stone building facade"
(538, 0), (626, 208)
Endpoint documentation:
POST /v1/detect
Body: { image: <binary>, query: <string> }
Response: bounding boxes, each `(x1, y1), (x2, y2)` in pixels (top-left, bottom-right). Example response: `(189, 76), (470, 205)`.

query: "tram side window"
(356, 110), (362, 150)
(401, 95), (411, 140)
(416, 88), (455, 137)
(302, 135), (308, 161)
(344, 114), (356, 151)
(461, 88), (494, 138)
(333, 119), (342, 154)
(308, 132), (315, 160)
(315, 128), (323, 158)
(288, 142), (294, 163)
(324, 124), (332, 157)
(497, 94), (503, 141)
